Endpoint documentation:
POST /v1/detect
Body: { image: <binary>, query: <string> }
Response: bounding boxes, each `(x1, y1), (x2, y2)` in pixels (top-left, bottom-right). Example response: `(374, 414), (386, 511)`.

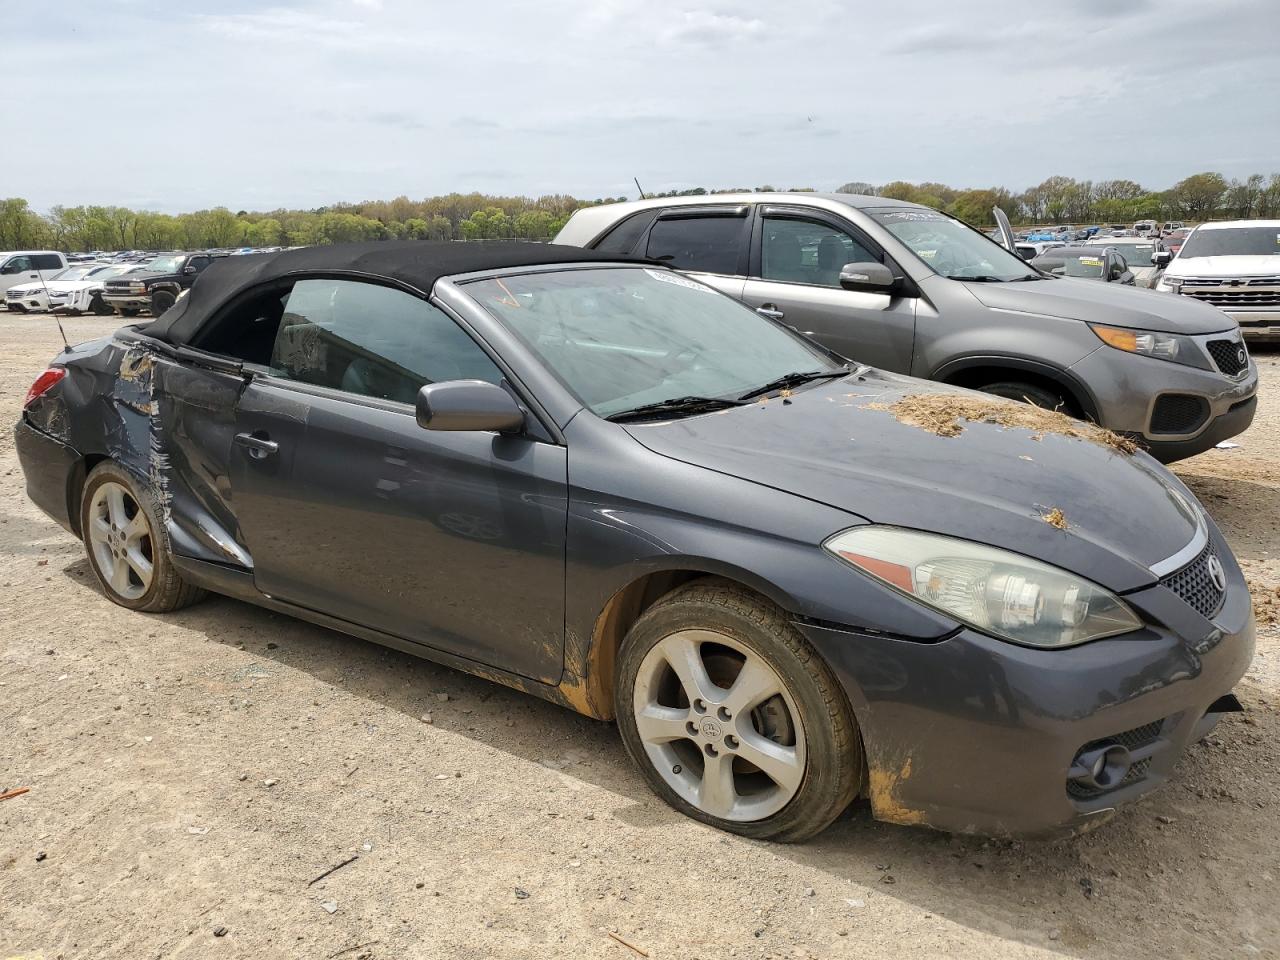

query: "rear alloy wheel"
(80, 462), (204, 612)
(978, 380), (1070, 414)
(616, 582), (863, 841)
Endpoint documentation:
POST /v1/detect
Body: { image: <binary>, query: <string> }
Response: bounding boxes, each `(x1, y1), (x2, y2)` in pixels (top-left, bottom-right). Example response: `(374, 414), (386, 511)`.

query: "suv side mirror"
(183, 265), (198, 275)
(838, 261), (896, 294)
(416, 380), (524, 435)
(1153, 250), (1173, 267)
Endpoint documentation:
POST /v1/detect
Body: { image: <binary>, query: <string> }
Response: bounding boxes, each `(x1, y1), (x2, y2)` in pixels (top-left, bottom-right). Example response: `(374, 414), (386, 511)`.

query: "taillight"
(24, 367), (66, 408)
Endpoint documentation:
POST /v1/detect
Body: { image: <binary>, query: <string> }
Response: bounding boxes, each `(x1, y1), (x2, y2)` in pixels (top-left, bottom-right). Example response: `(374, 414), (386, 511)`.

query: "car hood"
(106, 270), (168, 283)
(623, 370), (1202, 593)
(959, 275), (1233, 334)
(1166, 254), (1280, 278)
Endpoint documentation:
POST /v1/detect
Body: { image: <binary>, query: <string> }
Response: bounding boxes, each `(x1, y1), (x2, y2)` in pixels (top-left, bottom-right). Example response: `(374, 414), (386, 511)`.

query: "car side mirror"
(838, 261), (896, 294)
(416, 380), (524, 435)
(183, 265), (198, 275)
(1153, 250), (1172, 267)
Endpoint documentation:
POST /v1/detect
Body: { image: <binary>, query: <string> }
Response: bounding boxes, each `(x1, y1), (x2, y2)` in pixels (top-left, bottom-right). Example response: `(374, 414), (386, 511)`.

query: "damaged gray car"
(15, 241), (1254, 840)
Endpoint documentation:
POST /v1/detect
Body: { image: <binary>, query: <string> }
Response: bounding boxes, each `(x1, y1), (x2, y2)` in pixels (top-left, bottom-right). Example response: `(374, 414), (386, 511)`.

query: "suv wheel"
(150, 290), (176, 316)
(118, 307), (141, 318)
(978, 380), (1071, 414)
(90, 294), (113, 316)
(616, 581), (863, 841)
(80, 462), (205, 612)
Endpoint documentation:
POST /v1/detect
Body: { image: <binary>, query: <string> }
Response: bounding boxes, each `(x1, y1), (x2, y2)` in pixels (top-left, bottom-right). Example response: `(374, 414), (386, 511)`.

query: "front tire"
(150, 290), (176, 316)
(117, 307), (141, 318)
(80, 462), (205, 612)
(978, 379), (1071, 414)
(90, 294), (113, 316)
(616, 581), (863, 841)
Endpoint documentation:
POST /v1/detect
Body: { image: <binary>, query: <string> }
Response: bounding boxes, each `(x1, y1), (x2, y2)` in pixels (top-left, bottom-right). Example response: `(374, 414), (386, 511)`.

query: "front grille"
(1206, 338), (1249, 376)
(1160, 540), (1226, 619)
(1186, 289), (1280, 307)
(1150, 394), (1209, 435)
(5, 290), (22, 299)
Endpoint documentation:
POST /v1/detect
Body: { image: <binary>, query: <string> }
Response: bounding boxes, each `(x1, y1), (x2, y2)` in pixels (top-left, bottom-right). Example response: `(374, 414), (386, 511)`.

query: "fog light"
(1070, 743), (1132, 792)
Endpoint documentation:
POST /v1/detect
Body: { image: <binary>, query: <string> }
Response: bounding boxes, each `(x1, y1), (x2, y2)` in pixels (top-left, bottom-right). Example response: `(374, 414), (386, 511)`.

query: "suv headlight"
(824, 526), (1141, 648)
(1158, 276), (1183, 293)
(1089, 323), (1212, 370)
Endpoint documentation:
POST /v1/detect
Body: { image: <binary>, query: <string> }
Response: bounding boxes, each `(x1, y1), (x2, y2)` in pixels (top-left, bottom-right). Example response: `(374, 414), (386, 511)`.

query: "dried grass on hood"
(868, 394), (1138, 455)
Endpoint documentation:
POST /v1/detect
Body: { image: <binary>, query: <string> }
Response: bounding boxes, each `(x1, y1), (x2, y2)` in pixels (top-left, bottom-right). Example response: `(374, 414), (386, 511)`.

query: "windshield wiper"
(736, 367), (849, 402)
(1007, 274), (1045, 282)
(944, 274), (1006, 282)
(605, 395), (750, 423)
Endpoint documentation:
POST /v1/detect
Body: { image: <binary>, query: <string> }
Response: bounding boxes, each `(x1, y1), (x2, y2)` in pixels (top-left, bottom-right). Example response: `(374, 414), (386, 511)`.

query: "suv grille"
(1160, 540), (1225, 619)
(1150, 394), (1208, 435)
(1206, 338), (1249, 376)
(1182, 277), (1280, 308)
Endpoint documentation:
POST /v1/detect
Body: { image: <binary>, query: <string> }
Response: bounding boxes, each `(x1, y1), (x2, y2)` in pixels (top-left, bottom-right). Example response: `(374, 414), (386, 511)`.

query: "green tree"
(1170, 173), (1228, 221)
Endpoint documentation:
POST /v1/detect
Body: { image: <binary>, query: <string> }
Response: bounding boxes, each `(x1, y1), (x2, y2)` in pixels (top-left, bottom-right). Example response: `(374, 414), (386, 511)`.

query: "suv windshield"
(868, 208), (1039, 281)
(467, 267), (843, 419)
(1179, 227), (1280, 259)
(139, 256), (184, 273)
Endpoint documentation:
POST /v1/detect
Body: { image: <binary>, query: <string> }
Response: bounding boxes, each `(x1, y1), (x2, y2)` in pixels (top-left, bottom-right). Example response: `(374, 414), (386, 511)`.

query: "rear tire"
(616, 581), (863, 842)
(978, 380), (1071, 414)
(79, 461), (205, 613)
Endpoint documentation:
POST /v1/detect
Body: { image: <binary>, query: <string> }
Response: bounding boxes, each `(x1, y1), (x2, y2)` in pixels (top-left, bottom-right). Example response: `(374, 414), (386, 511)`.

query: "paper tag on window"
(645, 268), (715, 292)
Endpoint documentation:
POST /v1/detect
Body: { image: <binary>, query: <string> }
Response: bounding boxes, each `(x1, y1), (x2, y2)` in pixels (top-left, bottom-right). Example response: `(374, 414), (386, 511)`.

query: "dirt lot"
(1, 311), (1277, 960)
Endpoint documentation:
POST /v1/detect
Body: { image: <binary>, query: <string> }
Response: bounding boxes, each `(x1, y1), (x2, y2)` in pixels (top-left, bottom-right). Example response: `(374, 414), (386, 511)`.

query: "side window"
(2, 256), (33, 275)
(761, 217), (878, 287)
(645, 214), (745, 275)
(594, 210), (657, 254)
(190, 256), (211, 272)
(270, 279), (503, 404)
(34, 254), (64, 270)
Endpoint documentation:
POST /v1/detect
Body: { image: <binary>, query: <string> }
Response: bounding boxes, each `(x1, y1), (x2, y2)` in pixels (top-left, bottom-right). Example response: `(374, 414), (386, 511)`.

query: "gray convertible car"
(15, 242), (1253, 840)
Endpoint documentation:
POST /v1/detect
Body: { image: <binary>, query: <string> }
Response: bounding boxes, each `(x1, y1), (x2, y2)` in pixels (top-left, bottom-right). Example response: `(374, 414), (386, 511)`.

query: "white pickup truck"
(1157, 220), (1280, 342)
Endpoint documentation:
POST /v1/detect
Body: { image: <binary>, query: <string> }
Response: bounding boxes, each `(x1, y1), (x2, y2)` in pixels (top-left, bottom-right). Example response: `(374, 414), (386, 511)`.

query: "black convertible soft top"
(146, 240), (651, 345)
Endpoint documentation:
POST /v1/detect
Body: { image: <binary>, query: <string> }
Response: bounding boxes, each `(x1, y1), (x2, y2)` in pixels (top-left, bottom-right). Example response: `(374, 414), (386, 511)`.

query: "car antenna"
(34, 259), (70, 351)
(634, 177), (647, 200)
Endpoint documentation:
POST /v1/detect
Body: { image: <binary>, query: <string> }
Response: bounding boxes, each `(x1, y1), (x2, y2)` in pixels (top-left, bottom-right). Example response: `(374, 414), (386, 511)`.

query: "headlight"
(823, 526), (1141, 648)
(1158, 276), (1183, 293)
(1089, 323), (1211, 370)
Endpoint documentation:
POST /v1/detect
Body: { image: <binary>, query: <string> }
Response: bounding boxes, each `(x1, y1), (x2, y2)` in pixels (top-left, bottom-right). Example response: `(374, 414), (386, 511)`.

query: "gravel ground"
(1, 311), (1278, 960)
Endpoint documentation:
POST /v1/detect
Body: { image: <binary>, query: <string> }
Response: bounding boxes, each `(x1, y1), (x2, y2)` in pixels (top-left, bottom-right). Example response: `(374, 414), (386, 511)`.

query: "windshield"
(1099, 241), (1156, 266)
(467, 267), (842, 418)
(98, 264), (140, 278)
(1179, 227), (1280, 259)
(868, 208), (1039, 281)
(50, 265), (98, 281)
(139, 256), (184, 273)
(1033, 253), (1105, 278)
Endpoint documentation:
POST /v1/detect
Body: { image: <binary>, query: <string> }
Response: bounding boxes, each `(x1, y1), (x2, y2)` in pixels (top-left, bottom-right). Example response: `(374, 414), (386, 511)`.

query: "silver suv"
(556, 193), (1257, 462)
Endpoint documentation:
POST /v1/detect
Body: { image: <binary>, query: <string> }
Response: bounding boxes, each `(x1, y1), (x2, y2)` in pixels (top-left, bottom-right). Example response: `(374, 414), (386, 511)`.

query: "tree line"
(2, 171), (1278, 252)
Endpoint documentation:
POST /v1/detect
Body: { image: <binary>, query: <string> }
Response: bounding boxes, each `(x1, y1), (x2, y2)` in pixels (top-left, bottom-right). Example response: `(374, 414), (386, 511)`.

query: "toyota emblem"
(1206, 554), (1227, 593)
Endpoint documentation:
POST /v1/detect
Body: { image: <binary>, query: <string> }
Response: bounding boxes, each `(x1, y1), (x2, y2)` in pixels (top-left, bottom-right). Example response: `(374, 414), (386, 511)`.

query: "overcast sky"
(4, 0), (1278, 213)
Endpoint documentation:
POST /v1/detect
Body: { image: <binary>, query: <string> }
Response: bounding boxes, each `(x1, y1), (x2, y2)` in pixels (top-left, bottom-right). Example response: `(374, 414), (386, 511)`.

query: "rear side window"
(594, 210), (657, 254)
(646, 214), (745, 275)
(34, 254), (64, 270)
(270, 279), (503, 404)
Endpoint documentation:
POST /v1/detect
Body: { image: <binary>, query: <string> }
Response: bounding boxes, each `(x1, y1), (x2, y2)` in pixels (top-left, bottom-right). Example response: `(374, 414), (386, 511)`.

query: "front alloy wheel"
(617, 581), (863, 841)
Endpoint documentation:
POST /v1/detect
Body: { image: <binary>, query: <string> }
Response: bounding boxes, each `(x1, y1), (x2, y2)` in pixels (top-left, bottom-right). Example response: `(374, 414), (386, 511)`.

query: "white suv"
(1, 251), (68, 307)
(1157, 220), (1280, 342)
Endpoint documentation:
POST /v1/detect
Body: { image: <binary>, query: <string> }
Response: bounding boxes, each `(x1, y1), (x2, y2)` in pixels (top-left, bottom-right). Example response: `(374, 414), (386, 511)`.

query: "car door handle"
(756, 305), (785, 320)
(234, 432), (279, 459)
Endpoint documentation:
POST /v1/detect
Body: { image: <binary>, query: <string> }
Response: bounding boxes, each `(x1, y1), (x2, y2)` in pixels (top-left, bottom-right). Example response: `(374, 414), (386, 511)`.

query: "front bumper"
(1225, 310), (1280, 343)
(14, 419), (80, 535)
(798, 527), (1255, 838)
(1068, 339), (1258, 463)
(6, 293), (48, 312)
(103, 294), (149, 311)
